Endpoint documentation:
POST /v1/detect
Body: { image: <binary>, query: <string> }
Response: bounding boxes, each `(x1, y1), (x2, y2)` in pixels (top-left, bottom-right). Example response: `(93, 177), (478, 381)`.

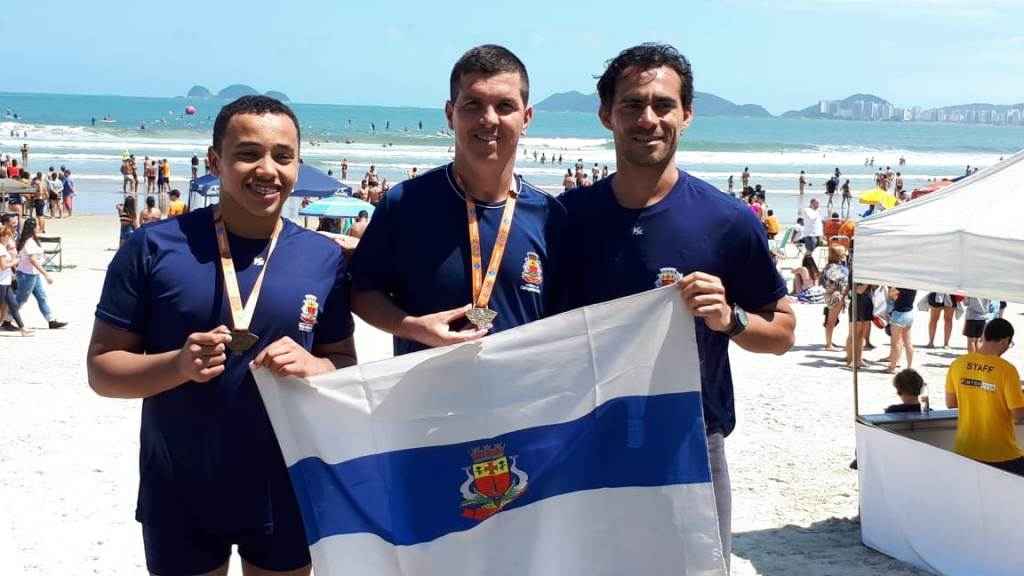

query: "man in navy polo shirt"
(351, 45), (563, 355)
(87, 96), (356, 576)
(559, 44), (795, 568)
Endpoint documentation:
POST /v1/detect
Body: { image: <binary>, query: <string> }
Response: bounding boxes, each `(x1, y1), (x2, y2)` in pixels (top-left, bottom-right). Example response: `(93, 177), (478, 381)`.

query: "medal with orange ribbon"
(458, 170), (519, 330)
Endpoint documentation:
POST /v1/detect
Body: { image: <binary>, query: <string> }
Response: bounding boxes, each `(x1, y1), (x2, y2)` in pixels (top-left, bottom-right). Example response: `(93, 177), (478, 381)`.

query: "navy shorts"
(141, 484), (311, 575)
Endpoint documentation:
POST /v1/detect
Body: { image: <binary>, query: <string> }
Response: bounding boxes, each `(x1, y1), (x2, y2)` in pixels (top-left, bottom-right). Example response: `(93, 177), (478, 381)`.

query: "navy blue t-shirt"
(95, 206), (354, 531)
(350, 163), (565, 355)
(559, 171), (787, 437)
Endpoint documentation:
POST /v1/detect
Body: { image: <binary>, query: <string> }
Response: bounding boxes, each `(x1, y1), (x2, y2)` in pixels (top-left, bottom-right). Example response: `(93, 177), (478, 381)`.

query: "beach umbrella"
(299, 196), (375, 219)
(857, 187), (898, 209)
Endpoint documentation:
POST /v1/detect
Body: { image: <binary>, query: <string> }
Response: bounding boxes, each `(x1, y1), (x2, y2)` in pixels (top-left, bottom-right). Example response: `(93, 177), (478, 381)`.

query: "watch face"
(735, 307), (749, 327)
(729, 306), (749, 337)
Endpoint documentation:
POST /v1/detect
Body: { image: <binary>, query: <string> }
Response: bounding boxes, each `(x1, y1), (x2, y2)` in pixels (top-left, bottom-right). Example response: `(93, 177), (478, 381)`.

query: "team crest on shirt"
(655, 267), (682, 288)
(520, 252), (543, 294)
(298, 294), (319, 332)
(459, 443), (529, 522)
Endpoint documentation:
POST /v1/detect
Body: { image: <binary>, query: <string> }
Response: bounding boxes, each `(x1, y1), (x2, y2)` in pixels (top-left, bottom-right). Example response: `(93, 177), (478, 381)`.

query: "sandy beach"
(2, 214), (1020, 575)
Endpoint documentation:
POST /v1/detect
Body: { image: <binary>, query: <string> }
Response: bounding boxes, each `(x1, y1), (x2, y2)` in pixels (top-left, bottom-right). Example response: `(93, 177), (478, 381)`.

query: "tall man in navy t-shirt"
(350, 45), (564, 355)
(87, 96), (357, 576)
(559, 44), (795, 568)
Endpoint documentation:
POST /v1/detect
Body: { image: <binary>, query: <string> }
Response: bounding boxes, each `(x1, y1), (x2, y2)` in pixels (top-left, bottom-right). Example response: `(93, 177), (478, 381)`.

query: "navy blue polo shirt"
(350, 163), (564, 355)
(95, 206), (354, 532)
(559, 171), (787, 437)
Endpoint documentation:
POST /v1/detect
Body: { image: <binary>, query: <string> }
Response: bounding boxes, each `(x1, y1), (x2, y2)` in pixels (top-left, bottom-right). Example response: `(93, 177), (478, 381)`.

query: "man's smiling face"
(600, 65), (692, 169)
(446, 71), (532, 168)
(209, 112), (299, 219)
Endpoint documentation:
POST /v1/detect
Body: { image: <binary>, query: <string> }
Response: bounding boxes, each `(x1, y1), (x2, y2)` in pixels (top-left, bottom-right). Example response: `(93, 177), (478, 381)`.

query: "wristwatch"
(724, 304), (749, 338)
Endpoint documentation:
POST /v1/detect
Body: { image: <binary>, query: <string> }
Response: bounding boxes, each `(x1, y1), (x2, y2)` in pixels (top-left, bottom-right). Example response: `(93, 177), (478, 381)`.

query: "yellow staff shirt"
(166, 199), (187, 217)
(946, 352), (1024, 463)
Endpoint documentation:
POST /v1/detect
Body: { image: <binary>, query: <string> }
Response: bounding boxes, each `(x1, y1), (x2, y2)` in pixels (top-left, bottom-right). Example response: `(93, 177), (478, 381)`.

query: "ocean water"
(1, 91), (1021, 224)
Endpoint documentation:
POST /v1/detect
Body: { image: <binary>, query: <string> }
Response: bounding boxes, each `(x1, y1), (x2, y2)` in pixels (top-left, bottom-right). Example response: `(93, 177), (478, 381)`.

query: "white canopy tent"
(851, 150), (1024, 575)
(854, 150), (1024, 301)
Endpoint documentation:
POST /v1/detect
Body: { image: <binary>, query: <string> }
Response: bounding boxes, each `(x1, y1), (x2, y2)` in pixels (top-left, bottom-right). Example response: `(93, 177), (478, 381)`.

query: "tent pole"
(850, 254), (860, 421)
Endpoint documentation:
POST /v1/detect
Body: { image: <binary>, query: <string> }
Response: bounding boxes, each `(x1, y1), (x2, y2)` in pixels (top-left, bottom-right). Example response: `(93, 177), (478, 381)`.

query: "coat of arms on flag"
(460, 443), (528, 521)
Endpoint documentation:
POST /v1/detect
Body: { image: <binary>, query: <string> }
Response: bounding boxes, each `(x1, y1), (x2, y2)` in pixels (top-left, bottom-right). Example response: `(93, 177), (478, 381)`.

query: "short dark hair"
(357, 210), (369, 219)
(984, 318), (1014, 342)
(449, 44), (530, 104)
(597, 43), (694, 110)
(169, 189), (181, 199)
(212, 95), (301, 152)
(893, 369), (925, 397)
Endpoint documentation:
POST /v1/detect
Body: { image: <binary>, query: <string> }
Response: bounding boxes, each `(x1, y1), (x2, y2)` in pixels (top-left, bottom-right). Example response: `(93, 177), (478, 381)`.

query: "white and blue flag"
(255, 287), (726, 575)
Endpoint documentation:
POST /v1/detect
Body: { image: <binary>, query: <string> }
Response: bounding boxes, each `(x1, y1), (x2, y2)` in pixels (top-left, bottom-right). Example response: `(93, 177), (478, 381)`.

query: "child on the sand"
(885, 368), (925, 413)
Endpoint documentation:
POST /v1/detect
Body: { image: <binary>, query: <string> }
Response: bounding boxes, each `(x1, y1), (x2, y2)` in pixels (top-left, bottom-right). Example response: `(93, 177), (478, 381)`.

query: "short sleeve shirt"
(559, 171), (787, 437)
(801, 207), (823, 237)
(349, 164), (565, 355)
(17, 239), (43, 275)
(946, 352), (1024, 462)
(166, 199), (187, 217)
(95, 207), (354, 531)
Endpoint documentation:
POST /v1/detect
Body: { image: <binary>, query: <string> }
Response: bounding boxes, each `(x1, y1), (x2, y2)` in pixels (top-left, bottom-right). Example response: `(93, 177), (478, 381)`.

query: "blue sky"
(2, 0), (1022, 114)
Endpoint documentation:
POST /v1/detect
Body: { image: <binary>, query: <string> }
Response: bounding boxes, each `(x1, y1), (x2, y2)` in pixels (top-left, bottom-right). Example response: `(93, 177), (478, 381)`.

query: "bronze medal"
(228, 330), (259, 353)
(213, 209), (282, 355)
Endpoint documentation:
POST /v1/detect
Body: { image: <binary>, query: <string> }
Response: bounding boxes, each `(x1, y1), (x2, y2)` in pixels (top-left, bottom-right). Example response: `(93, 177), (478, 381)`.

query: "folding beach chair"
(38, 236), (62, 272)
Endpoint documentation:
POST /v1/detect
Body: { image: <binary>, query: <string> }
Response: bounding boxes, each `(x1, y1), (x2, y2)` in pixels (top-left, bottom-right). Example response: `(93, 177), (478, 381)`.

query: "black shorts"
(141, 481), (311, 575)
(850, 294), (873, 322)
(927, 292), (948, 308)
(34, 199), (45, 216)
(963, 319), (986, 338)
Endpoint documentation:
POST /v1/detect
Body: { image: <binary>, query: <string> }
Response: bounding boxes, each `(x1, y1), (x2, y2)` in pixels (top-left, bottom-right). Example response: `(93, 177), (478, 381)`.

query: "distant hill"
(184, 85), (290, 101)
(535, 90), (772, 117)
(217, 84), (260, 99)
(187, 85), (212, 99)
(932, 102), (1024, 114)
(534, 90), (595, 112)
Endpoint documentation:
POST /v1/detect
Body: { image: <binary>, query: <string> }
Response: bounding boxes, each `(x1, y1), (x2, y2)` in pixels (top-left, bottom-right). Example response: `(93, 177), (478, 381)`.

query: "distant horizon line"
(0, 89), (443, 112)
(3, 87), (1023, 118)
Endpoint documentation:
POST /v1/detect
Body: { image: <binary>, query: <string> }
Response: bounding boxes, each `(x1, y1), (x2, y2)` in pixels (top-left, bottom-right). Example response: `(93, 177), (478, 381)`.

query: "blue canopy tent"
(187, 164), (351, 209)
(188, 174), (220, 209)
